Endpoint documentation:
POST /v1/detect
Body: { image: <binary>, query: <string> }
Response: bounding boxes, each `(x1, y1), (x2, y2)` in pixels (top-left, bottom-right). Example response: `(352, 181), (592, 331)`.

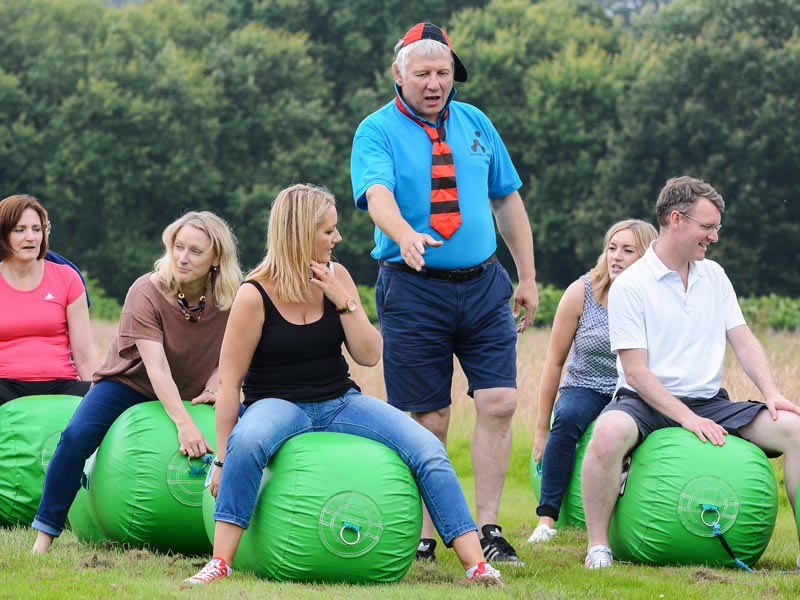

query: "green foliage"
(522, 282), (800, 332)
(532, 283), (565, 327)
(84, 275), (122, 322)
(597, 0), (800, 296)
(599, 0), (675, 26)
(739, 294), (800, 332)
(454, 0), (633, 288)
(0, 0), (799, 300)
(356, 284), (377, 324)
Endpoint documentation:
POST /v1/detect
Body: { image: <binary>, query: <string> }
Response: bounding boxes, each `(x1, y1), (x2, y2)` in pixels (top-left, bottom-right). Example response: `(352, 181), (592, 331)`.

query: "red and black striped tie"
(395, 96), (462, 239)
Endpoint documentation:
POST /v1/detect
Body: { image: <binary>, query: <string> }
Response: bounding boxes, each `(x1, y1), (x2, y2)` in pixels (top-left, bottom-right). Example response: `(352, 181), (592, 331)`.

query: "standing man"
(351, 23), (537, 565)
(581, 176), (800, 569)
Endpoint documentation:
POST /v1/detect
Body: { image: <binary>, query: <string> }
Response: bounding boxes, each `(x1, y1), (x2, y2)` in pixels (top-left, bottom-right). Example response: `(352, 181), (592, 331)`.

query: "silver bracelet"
(203, 388), (218, 395)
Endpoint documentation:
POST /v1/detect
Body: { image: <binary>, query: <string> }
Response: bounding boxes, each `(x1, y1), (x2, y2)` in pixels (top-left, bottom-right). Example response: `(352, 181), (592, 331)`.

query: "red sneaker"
(184, 557), (232, 584)
(466, 561), (502, 585)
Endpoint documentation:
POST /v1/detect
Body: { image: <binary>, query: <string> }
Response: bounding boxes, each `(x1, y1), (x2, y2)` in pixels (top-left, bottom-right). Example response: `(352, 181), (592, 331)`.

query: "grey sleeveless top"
(559, 275), (617, 396)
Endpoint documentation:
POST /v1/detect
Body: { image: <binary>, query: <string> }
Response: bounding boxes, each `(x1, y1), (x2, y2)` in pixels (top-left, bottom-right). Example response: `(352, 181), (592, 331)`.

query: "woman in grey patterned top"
(528, 219), (657, 543)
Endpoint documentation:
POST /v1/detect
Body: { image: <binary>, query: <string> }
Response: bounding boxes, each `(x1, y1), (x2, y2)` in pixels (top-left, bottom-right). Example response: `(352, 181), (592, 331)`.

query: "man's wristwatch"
(337, 297), (357, 315)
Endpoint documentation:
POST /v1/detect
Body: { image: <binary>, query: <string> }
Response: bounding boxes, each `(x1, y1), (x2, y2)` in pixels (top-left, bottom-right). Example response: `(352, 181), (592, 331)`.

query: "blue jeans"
(214, 388), (477, 545)
(536, 387), (610, 520)
(33, 379), (150, 536)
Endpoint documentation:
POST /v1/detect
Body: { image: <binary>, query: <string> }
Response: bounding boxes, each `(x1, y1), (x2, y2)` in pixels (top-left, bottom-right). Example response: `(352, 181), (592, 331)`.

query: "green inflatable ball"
(67, 451), (107, 544)
(0, 395), (82, 527)
(530, 422), (595, 529)
(203, 432), (422, 583)
(609, 428), (777, 568)
(796, 479), (800, 548)
(82, 401), (216, 554)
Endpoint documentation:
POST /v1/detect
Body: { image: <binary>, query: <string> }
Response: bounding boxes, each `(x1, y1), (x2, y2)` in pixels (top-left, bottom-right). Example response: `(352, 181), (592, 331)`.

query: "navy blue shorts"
(376, 260), (517, 413)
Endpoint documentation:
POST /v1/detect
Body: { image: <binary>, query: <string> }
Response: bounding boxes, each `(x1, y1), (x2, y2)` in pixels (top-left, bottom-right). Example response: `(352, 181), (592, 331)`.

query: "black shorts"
(0, 378), (91, 405)
(602, 387), (767, 448)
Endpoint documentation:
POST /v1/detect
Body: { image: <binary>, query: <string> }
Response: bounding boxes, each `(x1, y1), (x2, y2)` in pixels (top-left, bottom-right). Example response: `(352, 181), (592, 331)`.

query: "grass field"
(1, 324), (799, 598)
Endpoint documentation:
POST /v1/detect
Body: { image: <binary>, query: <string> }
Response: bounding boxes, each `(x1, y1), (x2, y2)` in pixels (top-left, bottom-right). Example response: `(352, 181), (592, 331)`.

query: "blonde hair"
(247, 184), (335, 303)
(588, 219), (658, 303)
(153, 211), (242, 310)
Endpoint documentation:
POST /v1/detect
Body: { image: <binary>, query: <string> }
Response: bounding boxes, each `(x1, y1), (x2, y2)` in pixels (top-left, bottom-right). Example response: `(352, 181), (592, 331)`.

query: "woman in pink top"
(0, 195), (98, 404)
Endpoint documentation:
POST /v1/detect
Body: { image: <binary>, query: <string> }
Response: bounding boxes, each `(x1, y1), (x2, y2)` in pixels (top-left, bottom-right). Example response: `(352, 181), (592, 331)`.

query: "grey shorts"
(602, 387), (768, 449)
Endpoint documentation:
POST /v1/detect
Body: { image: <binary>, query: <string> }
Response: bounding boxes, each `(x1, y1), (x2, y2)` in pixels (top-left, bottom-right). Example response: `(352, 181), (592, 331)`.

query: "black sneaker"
(415, 538), (437, 562)
(480, 524), (524, 566)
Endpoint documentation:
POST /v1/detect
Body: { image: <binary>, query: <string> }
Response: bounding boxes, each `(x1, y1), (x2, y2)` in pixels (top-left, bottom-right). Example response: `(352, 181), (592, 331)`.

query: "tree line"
(1, 0), (797, 302)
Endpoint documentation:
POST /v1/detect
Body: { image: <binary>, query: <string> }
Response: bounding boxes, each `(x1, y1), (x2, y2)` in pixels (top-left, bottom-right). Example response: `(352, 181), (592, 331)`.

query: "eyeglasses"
(679, 211), (722, 233)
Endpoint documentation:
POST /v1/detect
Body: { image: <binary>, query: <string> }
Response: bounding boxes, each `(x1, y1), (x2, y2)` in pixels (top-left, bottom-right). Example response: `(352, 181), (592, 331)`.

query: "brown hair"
(0, 194), (49, 260)
(655, 176), (724, 227)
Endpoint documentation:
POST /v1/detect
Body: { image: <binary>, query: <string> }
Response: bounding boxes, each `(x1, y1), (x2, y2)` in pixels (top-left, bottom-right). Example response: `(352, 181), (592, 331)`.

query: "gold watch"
(336, 297), (357, 315)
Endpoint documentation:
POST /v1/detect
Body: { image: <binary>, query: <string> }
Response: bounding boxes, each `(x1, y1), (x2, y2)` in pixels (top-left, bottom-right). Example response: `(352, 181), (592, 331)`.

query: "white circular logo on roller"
(677, 475), (739, 538)
(318, 491), (384, 558)
(165, 451), (209, 507)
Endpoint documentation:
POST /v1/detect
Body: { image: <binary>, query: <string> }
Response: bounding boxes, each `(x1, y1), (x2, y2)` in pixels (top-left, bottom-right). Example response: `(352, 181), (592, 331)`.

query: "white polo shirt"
(608, 242), (746, 399)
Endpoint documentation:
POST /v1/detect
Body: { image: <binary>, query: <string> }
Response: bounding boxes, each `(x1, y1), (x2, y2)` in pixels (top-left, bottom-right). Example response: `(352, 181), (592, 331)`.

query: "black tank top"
(241, 280), (358, 406)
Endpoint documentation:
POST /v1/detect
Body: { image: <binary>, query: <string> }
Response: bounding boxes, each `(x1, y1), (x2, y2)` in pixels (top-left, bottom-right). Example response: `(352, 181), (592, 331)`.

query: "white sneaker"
(796, 553), (800, 569)
(584, 545), (613, 569)
(526, 523), (557, 543)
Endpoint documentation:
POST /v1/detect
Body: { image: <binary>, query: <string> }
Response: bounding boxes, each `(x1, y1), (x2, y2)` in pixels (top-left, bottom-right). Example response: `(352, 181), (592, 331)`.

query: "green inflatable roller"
(0, 395), (82, 527)
(530, 421), (595, 529)
(796, 480), (800, 545)
(67, 451), (106, 544)
(203, 432), (422, 582)
(79, 401), (216, 553)
(609, 427), (777, 567)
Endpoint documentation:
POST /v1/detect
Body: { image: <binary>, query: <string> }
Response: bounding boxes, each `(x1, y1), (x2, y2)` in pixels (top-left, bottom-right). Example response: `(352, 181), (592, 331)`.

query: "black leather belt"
(380, 253), (497, 282)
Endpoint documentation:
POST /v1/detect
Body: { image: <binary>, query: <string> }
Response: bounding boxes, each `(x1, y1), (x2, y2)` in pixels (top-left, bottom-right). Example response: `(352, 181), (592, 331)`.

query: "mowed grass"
(1, 324), (799, 599)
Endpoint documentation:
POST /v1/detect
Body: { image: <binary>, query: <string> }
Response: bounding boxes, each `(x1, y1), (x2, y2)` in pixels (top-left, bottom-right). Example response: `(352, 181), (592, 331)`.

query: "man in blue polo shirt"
(351, 23), (538, 565)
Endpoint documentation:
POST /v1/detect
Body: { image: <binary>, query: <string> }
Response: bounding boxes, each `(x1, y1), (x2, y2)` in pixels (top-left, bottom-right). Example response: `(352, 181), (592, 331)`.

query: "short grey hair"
(394, 38), (452, 78)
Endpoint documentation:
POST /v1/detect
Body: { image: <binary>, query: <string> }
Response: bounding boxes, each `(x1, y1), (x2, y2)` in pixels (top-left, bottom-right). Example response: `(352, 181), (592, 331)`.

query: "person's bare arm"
(727, 324), (800, 419)
(365, 183), (442, 271)
(490, 191), (538, 332)
(619, 348), (727, 445)
(534, 278), (585, 462)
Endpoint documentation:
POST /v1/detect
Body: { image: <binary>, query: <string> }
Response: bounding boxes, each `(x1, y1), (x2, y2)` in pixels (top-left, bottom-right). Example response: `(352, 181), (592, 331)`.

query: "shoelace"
(489, 534), (516, 555)
(193, 563), (226, 581)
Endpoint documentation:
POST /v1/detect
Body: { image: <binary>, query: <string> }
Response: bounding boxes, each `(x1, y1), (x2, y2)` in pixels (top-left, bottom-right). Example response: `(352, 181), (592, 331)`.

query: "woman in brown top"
(32, 211), (242, 553)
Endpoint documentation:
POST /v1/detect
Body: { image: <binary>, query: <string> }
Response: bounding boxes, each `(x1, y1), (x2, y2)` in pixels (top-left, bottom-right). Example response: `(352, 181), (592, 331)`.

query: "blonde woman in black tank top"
(186, 183), (502, 586)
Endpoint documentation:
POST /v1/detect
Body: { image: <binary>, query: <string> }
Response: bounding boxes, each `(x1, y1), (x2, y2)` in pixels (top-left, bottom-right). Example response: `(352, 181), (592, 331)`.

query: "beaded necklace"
(177, 292), (206, 322)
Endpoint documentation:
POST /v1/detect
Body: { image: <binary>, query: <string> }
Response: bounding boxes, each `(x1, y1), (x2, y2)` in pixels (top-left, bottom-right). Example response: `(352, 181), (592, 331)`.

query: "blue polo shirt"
(351, 89), (522, 269)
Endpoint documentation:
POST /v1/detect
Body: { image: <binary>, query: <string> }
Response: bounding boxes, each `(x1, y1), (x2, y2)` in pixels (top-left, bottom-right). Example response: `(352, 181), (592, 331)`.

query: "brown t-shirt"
(93, 274), (229, 400)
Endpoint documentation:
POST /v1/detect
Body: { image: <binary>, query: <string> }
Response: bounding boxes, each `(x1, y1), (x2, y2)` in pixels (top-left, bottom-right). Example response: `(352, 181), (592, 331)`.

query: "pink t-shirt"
(0, 261), (85, 381)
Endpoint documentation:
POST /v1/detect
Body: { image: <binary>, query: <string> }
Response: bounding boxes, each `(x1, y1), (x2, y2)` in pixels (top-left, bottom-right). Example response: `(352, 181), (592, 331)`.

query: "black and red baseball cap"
(397, 23), (468, 82)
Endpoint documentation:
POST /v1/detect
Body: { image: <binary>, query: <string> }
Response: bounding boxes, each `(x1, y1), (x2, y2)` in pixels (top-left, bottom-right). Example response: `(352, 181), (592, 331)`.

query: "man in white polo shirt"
(580, 175), (800, 570)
